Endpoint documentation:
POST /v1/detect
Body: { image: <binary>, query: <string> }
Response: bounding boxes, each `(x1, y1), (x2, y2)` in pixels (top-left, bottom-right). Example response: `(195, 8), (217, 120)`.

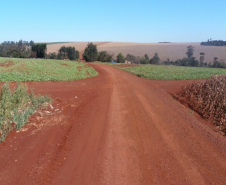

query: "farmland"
(47, 42), (109, 54)
(114, 64), (226, 80)
(0, 58), (98, 82)
(1, 63), (226, 184)
(47, 42), (226, 63)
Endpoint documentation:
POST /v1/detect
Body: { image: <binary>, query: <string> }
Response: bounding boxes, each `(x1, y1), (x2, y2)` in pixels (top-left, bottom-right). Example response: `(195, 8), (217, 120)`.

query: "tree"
(31, 43), (47, 58)
(150, 53), (160, 64)
(186, 45), (194, 58)
(83, 43), (98, 62)
(200, 52), (205, 67)
(98, 51), (113, 62)
(29, 40), (34, 46)
(117, 53), (125, 63)
(58, 46), (79, 60)
(98, 51), (108, 62)
(144, 54), (149, 61)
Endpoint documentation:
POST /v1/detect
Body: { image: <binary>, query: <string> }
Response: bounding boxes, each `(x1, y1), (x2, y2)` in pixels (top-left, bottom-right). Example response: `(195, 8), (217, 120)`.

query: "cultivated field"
(1, 64), (226, 184)
(47, 42), (109, 54)
(114, 64), (226, 80)
(0, 58), (98, 82)
(48, 42), (226, 63)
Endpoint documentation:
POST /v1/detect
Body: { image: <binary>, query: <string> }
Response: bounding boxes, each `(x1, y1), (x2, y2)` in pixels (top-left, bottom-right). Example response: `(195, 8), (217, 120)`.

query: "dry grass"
(175, 75), (226, 135)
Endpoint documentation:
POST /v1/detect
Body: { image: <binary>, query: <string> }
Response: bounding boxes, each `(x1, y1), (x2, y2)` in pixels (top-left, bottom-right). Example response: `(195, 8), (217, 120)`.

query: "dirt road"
(1, 64), (226, 185)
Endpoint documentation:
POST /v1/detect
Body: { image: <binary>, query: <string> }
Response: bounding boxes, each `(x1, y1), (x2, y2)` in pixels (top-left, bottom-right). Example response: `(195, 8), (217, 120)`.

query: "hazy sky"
(0, 0), (225, 43)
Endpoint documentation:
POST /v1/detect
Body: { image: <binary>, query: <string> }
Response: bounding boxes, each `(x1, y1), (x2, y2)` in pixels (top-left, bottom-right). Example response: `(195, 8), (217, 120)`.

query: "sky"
(0, 0), (225, 43)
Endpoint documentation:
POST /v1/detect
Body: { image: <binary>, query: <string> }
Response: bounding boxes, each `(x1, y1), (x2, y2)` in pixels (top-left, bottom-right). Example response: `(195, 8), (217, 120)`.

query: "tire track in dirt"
(0, 64), (226, 185)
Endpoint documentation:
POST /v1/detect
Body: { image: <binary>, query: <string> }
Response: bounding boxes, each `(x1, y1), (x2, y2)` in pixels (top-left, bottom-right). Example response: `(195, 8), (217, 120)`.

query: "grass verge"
(114, 64), (226, 80)
(0, 83), (51, 142)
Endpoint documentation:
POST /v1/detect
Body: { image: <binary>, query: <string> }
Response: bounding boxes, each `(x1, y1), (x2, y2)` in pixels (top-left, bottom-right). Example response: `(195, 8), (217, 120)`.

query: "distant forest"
(0, 40), (34, 58)
(0, 40), (79, 60)
(201, 40), (226, 46)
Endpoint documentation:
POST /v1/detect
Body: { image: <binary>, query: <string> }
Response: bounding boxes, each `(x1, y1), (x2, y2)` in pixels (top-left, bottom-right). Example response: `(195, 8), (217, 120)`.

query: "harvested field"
(48, 42), (226, 63)
(0, 64), (226, 184)
(47, 42), (110, 54)
(97, 42), (226, 63)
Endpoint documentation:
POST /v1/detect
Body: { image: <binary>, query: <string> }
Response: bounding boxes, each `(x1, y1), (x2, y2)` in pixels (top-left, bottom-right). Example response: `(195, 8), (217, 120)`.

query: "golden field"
(47, 42), (226, 63)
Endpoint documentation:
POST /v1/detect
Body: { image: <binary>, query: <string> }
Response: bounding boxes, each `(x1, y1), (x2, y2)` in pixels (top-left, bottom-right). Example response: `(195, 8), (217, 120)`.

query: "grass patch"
(114, 64), (226, 80)
(0, 83), (51, 142)
(0, 58), (98, 82)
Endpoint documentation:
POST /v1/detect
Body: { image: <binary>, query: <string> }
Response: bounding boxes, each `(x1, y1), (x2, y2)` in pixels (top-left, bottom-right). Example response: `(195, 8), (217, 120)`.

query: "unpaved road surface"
(1, 64), (226, 185)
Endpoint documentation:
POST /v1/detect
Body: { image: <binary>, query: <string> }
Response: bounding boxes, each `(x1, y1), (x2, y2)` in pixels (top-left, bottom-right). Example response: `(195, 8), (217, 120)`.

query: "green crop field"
(0, 58), (98, 82)
(115, 64), (226, 80)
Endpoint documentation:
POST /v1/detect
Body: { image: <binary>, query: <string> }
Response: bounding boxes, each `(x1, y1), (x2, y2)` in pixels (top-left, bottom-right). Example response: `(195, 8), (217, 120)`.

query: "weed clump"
(176, 75), (226, 134)
(0, 83), (51, 141)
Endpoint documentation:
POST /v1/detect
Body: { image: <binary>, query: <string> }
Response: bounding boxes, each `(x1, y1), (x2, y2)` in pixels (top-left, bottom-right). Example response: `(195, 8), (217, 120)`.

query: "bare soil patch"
(0, 60), (14, 67)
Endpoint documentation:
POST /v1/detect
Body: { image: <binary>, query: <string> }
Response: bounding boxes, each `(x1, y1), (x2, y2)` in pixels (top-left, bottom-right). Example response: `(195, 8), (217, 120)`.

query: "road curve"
(0, 64), (226, 185)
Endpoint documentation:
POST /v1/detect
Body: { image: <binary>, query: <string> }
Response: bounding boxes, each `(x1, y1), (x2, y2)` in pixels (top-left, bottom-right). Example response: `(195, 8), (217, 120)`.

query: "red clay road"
(1, 64), (226, 185)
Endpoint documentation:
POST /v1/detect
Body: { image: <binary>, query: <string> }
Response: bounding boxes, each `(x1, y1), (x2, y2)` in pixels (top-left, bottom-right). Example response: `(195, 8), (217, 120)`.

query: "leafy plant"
(0, 83), (51, 141)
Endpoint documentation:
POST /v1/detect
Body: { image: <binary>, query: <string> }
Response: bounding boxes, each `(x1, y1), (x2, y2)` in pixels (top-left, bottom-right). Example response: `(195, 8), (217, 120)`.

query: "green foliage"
(150, 53), (160, 64)
(0, 40), (33, 58)
(0, 83), (51, 141)
(83, 43), (98, 62)
(0, 58), (98, 82)
(186, 45), (194, 58)
(97, 51), (113, 62)
(58, 46), (79, 60)
(117, 53), (125, 63)
(31, 43), (47, 58)
(115, 64), (226, 80)
(144, 54), (149, 61)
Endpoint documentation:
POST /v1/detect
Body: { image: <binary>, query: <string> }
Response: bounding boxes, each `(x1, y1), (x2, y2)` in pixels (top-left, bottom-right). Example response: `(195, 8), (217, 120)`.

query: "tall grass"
(0, 83), (51, 141)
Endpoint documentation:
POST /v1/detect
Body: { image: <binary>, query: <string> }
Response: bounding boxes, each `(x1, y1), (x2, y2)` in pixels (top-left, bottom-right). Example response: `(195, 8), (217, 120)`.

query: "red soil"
(0, 64), (226, 185)
(0, 61), (14, 67)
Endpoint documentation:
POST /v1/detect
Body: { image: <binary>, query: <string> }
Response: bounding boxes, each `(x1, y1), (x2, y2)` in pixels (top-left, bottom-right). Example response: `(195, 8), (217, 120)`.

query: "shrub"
(117, 53), (125, 63)
(83, 43), (98, 62)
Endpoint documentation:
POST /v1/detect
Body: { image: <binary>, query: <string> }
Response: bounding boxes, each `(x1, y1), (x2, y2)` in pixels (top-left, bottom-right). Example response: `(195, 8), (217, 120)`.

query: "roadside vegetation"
(175, 75), (226, 135)
(115, 64), (226, 80)
(0, 83), (51, 141)
(0, 58), (98, 82)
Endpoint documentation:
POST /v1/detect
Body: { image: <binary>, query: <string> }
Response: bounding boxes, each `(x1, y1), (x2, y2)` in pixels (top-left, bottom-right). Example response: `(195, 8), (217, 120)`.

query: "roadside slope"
(0, 64), (226, 184)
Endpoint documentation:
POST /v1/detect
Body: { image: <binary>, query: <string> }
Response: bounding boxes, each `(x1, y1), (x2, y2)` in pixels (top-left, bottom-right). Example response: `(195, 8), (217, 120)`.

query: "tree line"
(83, 43), (226, 69)
(0, 40), (80, 60)
(0, 40), (34, 58)
(201, 39), (226, 46)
